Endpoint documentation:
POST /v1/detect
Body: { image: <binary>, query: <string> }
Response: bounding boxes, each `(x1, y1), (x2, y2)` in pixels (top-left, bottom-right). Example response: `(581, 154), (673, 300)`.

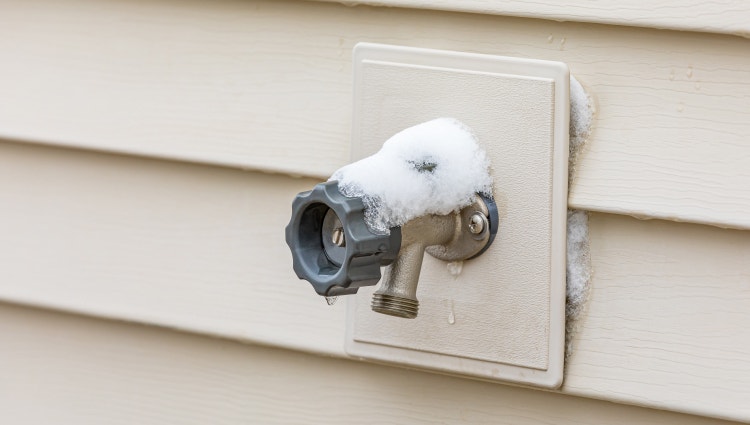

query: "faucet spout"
(370, 194), (497, 319)
(371, 214), (455, 318)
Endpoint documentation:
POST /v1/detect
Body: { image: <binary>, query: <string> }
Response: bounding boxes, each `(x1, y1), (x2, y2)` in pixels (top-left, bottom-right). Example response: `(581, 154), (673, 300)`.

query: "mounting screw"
(468, 212), (486, 235)
(332, 227), (346, 247)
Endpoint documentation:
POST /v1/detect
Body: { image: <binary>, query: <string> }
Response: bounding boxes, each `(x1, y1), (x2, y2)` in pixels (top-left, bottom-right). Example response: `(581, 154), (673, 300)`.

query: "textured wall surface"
(1, 0), (749, 228)
(0, 303), (744, 425)
(1, 0), (749, 422)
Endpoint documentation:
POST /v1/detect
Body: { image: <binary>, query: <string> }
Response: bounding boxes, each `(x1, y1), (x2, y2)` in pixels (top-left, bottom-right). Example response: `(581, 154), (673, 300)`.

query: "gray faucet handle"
(285, 181), (402, 297)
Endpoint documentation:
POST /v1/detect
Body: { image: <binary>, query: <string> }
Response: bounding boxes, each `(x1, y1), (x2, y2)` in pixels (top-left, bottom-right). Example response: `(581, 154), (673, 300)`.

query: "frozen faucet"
(285, 118), (498, 318)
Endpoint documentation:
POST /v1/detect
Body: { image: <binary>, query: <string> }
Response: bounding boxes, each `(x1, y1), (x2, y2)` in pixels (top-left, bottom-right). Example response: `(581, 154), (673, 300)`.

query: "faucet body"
(286, 182), (497, 319)
(372, 214), (455, 318)
(372, 195), (496, 318)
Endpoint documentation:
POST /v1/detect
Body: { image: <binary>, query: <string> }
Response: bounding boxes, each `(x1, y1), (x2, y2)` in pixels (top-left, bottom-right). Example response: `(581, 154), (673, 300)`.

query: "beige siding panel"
(0, 302), (744, 425)
(1, 142), (749, 421)
(1, 0), (750, 229)
(0, 141), (348, 357)
(564, 213), (750, 421)
(315, 0), (750, 36)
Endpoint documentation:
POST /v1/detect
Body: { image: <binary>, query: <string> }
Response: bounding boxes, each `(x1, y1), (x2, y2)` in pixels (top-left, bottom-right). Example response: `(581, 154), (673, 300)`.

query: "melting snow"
(330, 118), (492, 234)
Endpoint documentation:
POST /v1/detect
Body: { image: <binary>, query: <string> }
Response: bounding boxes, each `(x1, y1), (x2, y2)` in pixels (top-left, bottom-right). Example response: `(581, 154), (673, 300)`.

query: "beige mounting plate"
(345, 43), (569, 389)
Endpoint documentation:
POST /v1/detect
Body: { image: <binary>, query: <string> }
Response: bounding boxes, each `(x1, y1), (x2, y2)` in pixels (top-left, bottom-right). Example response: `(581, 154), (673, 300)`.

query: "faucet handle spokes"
(285, 181), (402, 297)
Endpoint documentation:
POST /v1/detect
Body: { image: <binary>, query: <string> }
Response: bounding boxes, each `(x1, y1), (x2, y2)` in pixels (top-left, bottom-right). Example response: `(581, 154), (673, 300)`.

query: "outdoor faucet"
(285, 180), (497, 319)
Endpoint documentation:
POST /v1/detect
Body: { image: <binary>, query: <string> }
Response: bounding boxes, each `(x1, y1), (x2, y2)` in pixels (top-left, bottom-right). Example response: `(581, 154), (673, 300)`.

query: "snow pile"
(565, 209), (591, 356)
(568, 76), (594, 180)
(569, 76), (592, 151)
(330, 118), (492, 234)
(565, 77), (594, 359)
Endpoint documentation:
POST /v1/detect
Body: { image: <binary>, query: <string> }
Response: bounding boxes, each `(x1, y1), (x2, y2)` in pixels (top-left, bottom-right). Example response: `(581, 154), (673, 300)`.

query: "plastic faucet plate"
(345, 43), (569, 389)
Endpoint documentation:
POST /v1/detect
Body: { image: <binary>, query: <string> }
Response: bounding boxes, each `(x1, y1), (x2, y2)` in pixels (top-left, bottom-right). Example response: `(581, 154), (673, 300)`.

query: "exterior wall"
(2, 0), (750, 229)
(315, 0), (750, 35)
(0, 302), (743, 425)
(1, 140), (748, 422)
(0, 0), (749, 422)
